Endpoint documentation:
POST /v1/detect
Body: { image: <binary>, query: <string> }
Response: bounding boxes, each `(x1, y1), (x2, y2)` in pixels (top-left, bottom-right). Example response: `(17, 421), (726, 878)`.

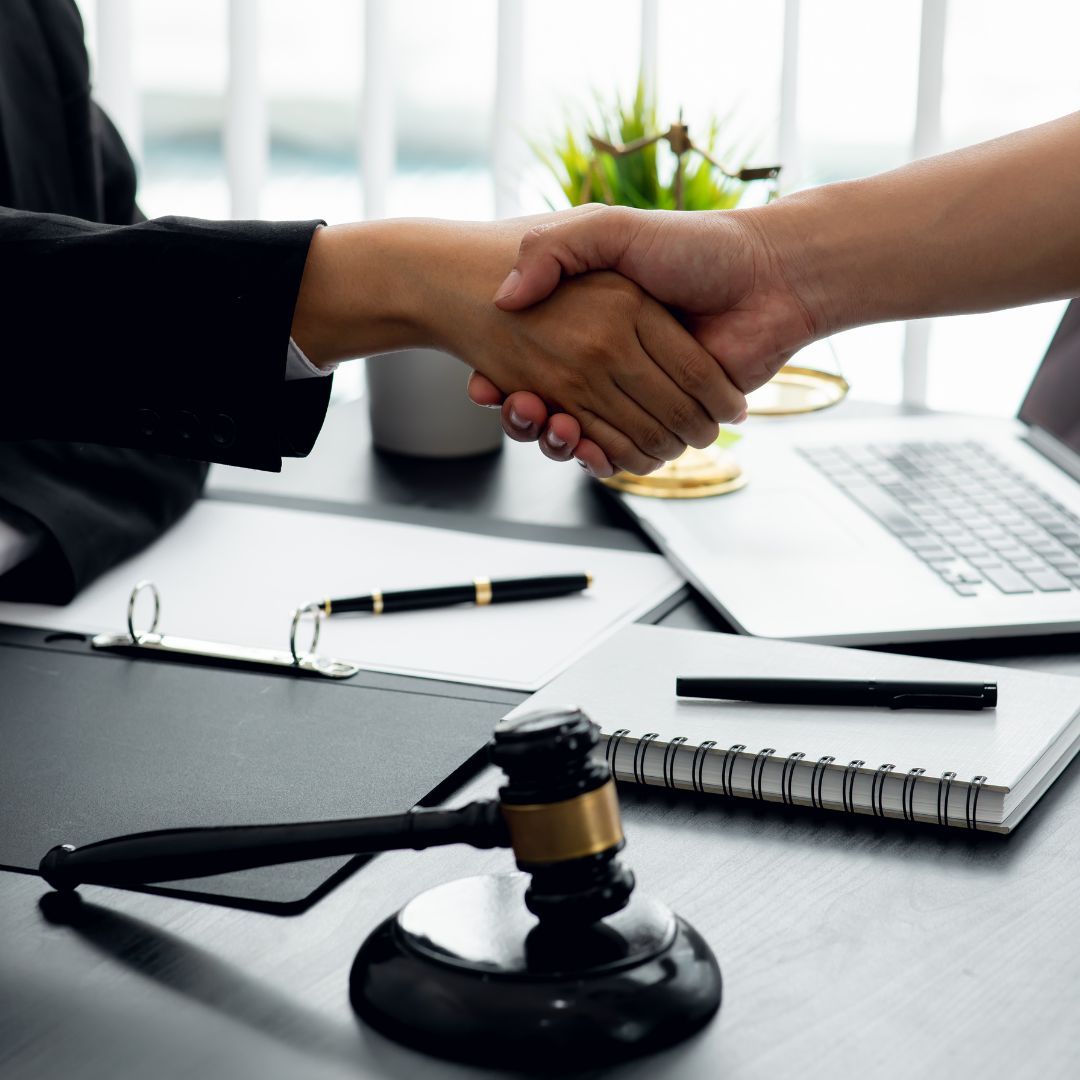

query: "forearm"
(751, 111), (1080, 336)
(291, 218), (530, 367)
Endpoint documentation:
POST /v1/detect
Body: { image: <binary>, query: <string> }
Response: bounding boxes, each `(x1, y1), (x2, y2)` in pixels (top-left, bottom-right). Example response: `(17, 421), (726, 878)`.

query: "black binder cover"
(0, 626), (520, 911)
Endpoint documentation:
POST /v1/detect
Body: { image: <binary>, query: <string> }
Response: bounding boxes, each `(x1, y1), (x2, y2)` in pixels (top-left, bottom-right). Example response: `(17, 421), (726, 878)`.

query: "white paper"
(0, 501), (683, 691)
(512, 624), (1080, 804)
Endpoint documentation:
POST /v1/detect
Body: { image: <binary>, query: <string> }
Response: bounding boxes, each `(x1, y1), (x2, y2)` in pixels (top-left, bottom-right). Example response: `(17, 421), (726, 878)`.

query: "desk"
(3, 400), (1079, 1078)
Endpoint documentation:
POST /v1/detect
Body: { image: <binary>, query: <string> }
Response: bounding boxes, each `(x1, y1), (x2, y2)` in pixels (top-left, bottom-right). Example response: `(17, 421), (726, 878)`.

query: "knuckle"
(619, 451), (663, 476)
(715, 391), (747, 424)
(558, 367), (591, 400)
(688, 420), (721, 450)
(577, 333), (614, 368)
(519, 222), (555, 254)
(636, 421), (682, 461)
(598, 432), (645, 475)
(666, 398), (700, 437)
(675, 350), (714, 400)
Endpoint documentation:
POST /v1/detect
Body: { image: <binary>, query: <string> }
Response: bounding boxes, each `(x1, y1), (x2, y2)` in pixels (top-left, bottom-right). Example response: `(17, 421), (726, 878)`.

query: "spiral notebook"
(508, 625), (1080, 832)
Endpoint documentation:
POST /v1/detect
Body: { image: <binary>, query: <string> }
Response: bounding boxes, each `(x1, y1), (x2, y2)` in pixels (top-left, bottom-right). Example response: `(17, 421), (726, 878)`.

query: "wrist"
(291, 220), (446, 367)
(736, 190), (857, 342)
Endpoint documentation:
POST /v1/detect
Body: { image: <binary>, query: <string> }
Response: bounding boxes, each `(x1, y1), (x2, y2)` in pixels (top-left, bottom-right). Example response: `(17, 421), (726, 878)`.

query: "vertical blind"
(90, 0), (955, 405)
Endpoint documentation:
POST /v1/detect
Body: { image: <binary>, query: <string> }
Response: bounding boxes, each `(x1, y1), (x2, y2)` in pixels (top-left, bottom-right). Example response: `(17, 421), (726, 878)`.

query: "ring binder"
(937, 771), (957, 826)
(691, 740), (717, 794)
(633, 733), (660, 786)
(126, 579), (160, 643)
(781, 752), (805, 805)
(289, 604), (322, 665)
(811, 755), (835, 810)
(750, 748), (775, 802)
(902, 767), (926, 822)
(871, 764), (895, 817)
(91, 582), (362, 680)
(721, 744), (746, 797)
(662, 736), (688, 790)
(842, 760), (865, 815)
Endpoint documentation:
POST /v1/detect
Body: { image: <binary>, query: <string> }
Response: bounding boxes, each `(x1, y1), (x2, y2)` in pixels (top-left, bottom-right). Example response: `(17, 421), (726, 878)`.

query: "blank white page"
(0, 502), (682, 691)
(513, 624), (1080, 789)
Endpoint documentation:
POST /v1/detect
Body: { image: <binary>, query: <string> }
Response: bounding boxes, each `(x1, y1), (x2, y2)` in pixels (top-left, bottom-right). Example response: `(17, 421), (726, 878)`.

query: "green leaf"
(531, 77), (763, 213)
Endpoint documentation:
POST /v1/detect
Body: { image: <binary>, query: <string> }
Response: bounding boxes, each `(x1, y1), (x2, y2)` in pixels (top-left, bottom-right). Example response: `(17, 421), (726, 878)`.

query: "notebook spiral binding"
(605, 731), (992, 830)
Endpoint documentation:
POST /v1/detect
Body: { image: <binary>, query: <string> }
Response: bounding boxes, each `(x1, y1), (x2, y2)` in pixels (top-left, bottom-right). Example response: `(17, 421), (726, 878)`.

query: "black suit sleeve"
(0, 208), (332, 471)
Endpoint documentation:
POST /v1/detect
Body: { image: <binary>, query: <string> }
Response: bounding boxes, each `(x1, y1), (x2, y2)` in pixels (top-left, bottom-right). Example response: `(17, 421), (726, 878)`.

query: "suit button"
(208, 413), (236, 448)
(174, 410), (201, 441)
(135, 408), (160, 437)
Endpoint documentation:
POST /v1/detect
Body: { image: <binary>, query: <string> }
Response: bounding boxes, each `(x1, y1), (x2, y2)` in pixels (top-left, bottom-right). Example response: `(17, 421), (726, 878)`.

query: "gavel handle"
(39, 800), (508, 891)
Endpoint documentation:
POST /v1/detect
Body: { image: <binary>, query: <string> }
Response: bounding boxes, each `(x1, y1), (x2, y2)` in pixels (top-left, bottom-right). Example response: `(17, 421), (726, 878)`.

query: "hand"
(454, 268), (747, 475)
(470, 203), (821, 471)
(407, 214), (751, 475)
(292, 211), (747, 475)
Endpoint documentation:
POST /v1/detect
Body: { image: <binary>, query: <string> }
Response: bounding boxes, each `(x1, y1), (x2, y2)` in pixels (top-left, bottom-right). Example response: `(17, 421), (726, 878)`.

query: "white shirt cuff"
(285, 338), (336, 381)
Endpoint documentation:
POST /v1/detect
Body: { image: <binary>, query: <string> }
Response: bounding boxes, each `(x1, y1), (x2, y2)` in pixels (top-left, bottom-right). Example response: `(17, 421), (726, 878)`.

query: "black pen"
(675, 677), (998, 711)
(314, 573), (593, 616)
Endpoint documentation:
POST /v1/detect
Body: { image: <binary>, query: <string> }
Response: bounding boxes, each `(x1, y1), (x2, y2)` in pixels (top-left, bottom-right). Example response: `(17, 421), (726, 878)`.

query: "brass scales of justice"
(583, 112), (849, 498)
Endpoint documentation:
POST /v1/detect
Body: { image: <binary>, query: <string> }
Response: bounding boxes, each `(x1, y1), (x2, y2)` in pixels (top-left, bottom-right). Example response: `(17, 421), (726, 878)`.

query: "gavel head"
(489, 706), (634, 926)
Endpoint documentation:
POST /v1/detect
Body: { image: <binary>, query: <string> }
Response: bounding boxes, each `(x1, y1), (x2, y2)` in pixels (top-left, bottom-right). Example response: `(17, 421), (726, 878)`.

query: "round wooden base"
(349, 873), (722, 1069)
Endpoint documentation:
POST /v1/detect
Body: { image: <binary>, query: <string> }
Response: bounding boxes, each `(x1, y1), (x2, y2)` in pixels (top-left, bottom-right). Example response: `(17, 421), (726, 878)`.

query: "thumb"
(493, 205), (640, 311)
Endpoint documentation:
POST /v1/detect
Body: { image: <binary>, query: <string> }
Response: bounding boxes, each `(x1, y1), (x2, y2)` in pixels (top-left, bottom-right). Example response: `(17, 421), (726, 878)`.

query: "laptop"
(616, 300), (1080, 645)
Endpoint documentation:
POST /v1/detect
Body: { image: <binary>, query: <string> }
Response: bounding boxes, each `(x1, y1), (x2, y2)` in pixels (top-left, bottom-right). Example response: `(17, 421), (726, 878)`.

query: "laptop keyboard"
(799, 440), (1080, 597)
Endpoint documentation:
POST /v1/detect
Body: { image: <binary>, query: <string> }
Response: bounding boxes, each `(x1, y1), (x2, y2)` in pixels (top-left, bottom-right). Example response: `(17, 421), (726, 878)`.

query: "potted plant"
(533, 83), (786, 497)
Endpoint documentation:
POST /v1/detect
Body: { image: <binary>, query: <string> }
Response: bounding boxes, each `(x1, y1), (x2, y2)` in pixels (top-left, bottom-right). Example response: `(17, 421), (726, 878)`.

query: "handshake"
(461, 203), (819, 478)
(294, 111), (1080, 475)
(293, 201), (824, 479)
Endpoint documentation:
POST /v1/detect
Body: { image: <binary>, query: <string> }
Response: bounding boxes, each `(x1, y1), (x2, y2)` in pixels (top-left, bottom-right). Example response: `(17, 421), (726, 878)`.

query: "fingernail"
(732, 408), (748, 425)
(546, 430), (568, 450)
(508, 407), (532, 432)
(477, 401), (502, 409)
(576, 459), (590, 473)
(493, 268), (521, 302)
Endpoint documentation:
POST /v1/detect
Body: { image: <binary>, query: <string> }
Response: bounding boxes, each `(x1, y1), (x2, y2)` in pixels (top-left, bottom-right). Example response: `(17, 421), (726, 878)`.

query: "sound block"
(349, 873), (721, 1069)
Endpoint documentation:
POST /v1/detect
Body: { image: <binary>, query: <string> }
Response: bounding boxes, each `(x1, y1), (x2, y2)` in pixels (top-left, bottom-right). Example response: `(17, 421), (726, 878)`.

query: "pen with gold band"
(314, 573), (593, 616)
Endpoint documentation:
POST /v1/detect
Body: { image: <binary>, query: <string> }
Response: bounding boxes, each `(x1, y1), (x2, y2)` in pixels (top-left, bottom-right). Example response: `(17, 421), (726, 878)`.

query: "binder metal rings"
(289, 604), (323, 665)
(633, 733), (660, 786)
(937, 771), (957, 826)
(127, 580), (161, 643)
(750, 748), (776, 802)
(662, 736), (688, 790)
(94, 582), (361, 679)
(691, 740), (717, 794)
(871, 764), (895, 817)
(902, 767), (926, 822)
(966, 775), (988, 830)
(721, 744), (746, 797)
(842, 760), (865, 815)
(781, 752), (806, 806)
(811, 755), (835, 810)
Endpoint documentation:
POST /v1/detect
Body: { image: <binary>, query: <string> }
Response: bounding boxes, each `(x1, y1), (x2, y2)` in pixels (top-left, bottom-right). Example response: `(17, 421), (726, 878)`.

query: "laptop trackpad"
(677, 488), (868, 561)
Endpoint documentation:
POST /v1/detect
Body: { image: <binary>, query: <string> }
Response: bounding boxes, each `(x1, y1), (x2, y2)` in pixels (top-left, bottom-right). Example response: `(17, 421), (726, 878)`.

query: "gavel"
(39, 705), (633, 925)
(39, 705), (721, 1069)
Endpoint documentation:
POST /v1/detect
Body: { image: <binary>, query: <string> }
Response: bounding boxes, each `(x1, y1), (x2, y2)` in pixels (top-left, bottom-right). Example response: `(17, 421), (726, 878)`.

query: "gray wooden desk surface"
(3, 398), (1079, 1079)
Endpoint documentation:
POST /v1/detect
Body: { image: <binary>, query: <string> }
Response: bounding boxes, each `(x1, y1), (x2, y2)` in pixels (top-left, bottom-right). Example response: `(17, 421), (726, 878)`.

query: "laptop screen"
(1019, 299), (1080, 454)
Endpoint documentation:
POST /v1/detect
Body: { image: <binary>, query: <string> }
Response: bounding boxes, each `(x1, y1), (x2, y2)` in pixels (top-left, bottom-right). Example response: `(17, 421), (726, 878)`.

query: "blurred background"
(73, 0), (1079, 412)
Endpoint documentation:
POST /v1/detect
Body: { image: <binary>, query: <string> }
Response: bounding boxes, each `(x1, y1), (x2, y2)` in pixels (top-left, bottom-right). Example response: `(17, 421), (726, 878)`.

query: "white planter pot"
(366, 349), (504, 458)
